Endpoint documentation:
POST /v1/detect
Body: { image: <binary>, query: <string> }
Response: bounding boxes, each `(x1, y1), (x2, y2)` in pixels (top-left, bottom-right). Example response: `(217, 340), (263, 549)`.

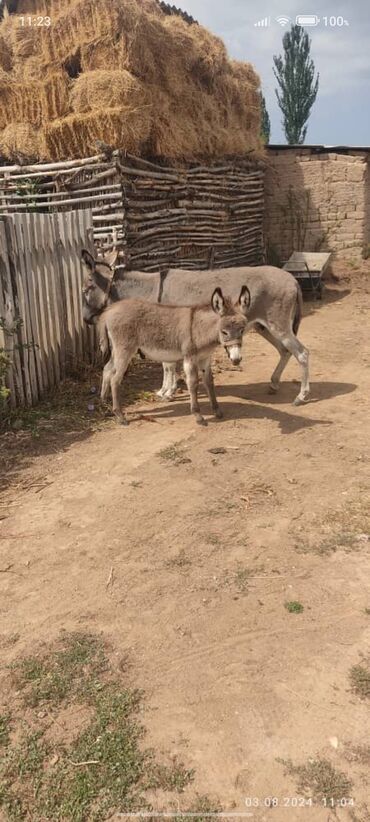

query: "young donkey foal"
(99, 286), (250, 425)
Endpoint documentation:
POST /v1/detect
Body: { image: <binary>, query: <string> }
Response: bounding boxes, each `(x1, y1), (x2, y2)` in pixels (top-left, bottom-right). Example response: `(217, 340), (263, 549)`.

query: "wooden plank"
(9, 216), (36, 405)
(0, 221), (18, 406)
(65, 211), (83, 364)
(76, 208), (96, 362)
(39, 214), (60, 388)
(33, 212), (56, 391)
(57, 210), (76, 366)
(21, 213), (45, 398)
(26, 213), (48, 395)
(50, 213), (67, 380)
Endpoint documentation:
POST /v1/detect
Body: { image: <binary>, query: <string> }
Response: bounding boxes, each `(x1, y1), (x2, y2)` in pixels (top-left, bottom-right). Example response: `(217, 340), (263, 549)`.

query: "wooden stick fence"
(0, 151), (265, 269)
(119, 155), (265, 272)
(0, 209), (94, 407)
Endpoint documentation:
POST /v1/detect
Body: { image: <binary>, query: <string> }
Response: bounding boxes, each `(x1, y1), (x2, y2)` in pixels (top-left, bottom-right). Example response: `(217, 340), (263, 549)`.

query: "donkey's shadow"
(131, 380), (356, 435)
(216, 379), (357, 405)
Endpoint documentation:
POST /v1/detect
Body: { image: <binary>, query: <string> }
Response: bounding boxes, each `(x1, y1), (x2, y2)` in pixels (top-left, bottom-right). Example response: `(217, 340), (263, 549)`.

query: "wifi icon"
(276, 15), (291, 26)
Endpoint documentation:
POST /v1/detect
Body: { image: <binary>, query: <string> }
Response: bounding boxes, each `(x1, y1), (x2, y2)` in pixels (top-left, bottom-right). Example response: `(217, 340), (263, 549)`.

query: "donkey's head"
(211, 285), (250, 365)
(81, 248), (118, 324)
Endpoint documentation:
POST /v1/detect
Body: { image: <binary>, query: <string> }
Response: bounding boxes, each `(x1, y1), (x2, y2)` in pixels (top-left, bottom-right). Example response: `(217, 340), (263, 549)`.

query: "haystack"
(0, 0), (263, 163)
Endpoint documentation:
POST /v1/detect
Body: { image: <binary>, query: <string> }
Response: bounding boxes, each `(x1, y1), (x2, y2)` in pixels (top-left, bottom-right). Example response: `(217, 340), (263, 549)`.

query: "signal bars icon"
(254, 16), (271, 26)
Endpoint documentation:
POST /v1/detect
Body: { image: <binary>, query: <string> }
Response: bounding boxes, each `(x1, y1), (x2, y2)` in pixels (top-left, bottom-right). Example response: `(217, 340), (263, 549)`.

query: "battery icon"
(296, 14), (320, 25)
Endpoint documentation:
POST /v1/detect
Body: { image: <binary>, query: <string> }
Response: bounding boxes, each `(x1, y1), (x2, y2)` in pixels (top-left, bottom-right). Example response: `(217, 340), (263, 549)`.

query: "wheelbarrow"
(283, 251), (331, 300)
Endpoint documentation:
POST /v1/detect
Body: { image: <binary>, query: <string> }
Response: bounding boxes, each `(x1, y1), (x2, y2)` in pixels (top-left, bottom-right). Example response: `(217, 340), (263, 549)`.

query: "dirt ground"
(1, 269), (370, 821)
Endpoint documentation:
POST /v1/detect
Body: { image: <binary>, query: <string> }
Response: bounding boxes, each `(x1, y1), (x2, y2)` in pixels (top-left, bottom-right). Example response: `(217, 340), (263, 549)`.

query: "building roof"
(268, 144), (370, 154)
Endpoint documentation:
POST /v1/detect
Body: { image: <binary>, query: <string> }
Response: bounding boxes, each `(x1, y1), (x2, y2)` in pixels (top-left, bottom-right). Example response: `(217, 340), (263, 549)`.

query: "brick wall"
(264, 147), (370, 266)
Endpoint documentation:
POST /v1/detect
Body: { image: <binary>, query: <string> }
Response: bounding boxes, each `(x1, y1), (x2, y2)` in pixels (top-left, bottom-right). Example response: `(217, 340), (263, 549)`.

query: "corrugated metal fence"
(0, 209), (95, 407)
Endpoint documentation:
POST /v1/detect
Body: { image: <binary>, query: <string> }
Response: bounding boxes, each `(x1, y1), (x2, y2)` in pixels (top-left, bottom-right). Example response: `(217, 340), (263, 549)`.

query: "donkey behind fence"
(81, 250), (310, 406)
(99, 286), (250, 426)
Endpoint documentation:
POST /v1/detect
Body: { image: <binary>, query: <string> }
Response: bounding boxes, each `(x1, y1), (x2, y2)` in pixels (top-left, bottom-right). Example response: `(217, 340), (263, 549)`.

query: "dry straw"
(45, 106), (152, 160)
(0, 121), (46, 160)
(0, 0), (263, 162)
(70, 70), (147, 113)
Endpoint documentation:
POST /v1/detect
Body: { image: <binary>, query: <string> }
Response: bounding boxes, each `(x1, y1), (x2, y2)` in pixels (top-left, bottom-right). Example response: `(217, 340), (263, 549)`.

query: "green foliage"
(284, 600), (304, 613)
(14, 178), (42, 213)
(278, 756), (352, 802)
(273, 24), (319, 144)
(259, 91), (271, 143)
(1, 633), (196, 822)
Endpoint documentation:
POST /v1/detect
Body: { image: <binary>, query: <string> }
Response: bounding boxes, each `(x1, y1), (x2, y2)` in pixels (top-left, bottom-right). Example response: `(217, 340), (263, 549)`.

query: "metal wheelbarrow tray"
(283, 251), (331, 299)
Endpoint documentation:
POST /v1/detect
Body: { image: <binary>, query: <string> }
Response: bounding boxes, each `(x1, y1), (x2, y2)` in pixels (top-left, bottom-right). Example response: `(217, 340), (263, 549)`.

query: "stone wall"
(264, 147), (370, 267)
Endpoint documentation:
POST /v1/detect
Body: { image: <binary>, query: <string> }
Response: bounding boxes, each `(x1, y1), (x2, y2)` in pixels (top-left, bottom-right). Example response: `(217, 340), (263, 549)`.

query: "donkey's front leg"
(183, 357), (206, 426)
(199, 358), (223, 419)
(156, 362), (178, 400)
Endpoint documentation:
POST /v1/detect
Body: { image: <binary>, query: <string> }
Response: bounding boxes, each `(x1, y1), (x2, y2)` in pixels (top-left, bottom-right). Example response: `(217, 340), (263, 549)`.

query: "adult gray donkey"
(81, 249), (309, 406)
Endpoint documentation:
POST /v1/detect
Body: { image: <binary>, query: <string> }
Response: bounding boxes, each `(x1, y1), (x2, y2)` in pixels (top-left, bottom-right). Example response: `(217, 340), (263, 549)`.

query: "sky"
(180, 0), (370, 145)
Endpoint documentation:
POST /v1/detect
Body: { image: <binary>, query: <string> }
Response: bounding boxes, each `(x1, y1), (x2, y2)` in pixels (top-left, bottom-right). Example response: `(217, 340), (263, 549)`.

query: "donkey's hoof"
(293, 396), (309, 407)
(116, 414), (129, 425)
(268, 383), (279, 394)
(214, 409), (223, 420)
(196, 417), (207, 426)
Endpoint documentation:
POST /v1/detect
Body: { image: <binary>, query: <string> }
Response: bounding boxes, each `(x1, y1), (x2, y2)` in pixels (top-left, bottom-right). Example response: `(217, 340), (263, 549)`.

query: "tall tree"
(273, 24), (319, 144)
(259, 91), (271, 143)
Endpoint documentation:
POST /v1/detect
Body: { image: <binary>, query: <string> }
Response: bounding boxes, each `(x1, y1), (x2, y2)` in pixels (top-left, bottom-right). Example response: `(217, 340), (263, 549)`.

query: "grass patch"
(295, 497), (370, 556)
(284, 600), (304, 614)
(349, 662), (370, 699)
(278, 757), (353, 802)
(1, 633), (196, 821)
(166, 550), (192, 570)
(233, 565), (264, 593)
(0, 714), (11, 748)
(158, 442), (191, 465)
(295, 532), (361, 556)
(11, 632), (107, 708)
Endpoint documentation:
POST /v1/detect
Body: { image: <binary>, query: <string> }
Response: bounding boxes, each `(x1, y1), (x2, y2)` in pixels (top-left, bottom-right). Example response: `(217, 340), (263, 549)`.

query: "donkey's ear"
(103, 248), (118, 270)
(238, 285), (251, 314)
(81, 249), (95, 272)
(211, 287), (225, 315)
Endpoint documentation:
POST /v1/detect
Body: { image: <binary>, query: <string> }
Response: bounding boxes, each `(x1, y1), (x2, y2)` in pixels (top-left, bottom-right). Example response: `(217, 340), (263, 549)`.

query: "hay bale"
(162, 16), (228, 89)
(40, 0), (126, 64)
(0, 122), (45, 160)
(70, 69), (146, 113)
(11, 17), (40, 59)
(15, 0), (77, 14)
(0, 73), (70, 132)
(0, 69), (12, 87)
(80, 39), (122, 72)
(42, 72), (71, 120)
(0, 35), (13, 71)
(44, 105), (152, 160)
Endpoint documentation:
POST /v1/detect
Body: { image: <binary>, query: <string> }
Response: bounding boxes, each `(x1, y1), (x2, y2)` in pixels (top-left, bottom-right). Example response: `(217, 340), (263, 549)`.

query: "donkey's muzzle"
(225, 343), (242, 365)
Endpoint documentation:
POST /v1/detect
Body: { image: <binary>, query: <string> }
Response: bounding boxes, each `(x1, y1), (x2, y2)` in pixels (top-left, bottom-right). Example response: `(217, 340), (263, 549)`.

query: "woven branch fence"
(0, 151), (265, 270)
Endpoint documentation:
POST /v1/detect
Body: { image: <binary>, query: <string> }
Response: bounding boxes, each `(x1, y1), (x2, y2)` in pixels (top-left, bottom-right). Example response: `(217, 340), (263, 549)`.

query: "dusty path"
(1, 276), (370, 820)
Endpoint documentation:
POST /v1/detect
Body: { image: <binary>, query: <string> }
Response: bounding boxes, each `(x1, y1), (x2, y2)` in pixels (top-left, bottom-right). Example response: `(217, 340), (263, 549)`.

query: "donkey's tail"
(293, 284), (303, 336)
